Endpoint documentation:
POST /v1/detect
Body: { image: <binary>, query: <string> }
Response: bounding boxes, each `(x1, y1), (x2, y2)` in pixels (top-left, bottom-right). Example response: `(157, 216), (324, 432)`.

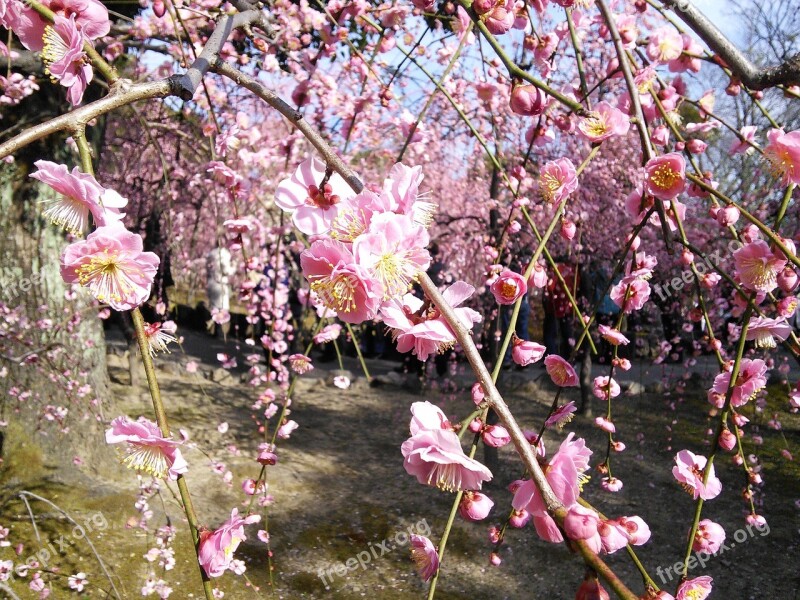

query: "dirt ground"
(2, 328), (799, 599)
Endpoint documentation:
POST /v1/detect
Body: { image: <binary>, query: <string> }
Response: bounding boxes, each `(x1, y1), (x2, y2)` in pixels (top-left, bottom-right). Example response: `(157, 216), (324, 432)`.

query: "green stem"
(345, 323), (371, 382)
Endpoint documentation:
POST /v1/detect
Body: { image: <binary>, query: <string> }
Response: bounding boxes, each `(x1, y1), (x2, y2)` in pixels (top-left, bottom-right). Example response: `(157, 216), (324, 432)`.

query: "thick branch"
(663, 0), (800, 90)
(0, 79), (179, 159)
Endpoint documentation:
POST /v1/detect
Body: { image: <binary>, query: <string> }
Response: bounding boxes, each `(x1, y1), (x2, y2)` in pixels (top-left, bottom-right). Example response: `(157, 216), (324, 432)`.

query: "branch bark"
(663, 0), (800, 90)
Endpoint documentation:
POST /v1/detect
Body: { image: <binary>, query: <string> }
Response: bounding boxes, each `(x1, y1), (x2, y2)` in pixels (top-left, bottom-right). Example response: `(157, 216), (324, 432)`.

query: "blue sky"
(689, 0), (745, 45)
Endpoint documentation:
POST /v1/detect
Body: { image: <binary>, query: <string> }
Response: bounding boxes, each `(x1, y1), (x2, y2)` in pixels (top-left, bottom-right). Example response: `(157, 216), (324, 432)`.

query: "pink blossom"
(597, 325), (629, 346)
(61, 224), (159, 311)
(41, 15), (92, 105)
(647, 26), (683, 63)
(313, 323), (342, 344)
(672, 449), (722, 500)
(198, 509), (261, 578)
(288, 354), (313, 374)
(402, 428), (492, 492)
(601, 476), (623, 492)
(409, 535), (439, 582)
(482, 0), (515, 35)
(669, 34), (703, 72)
(729, 125), (757, 155)
(610, 275), (651, 313)
(592, 376), (620, 400)
(598, 520), (629, 554)
(274, 158), (354, 235)
(544, 355), (578, 387)
(745, 316), (792, 348)
(764, 129), (800, 185)
(577, 102), (630, 142)
(68, 572), (88, 592)
(409, 401), (451, 435)
(778, 266), (798, 292)
(30, 160), (126, 234)
(563, 504), (601, 552)
(105, 416), (188, 480)
(617, 516), (650, 546)
(511, 337), (546, 366)
(734, 240), (787, 293)
(707, 358), (767, 408)
(353, 212), (430, 300)
(644, 153), (686, 200)
(676, 576), (713, 600)
(490, 269), (527, 304)
(256, 444), (278, 465)
(544, 401), (576, 429)
(301, 239), (382, 323)
(692, 519), (725, 554)
(537, 157), (578, 204)
(594, 416), (616, 433)
(458, 491), (494, 521)
(277, 419), (298, 439)
(380, 281), (481, 361)
(142, 320), (177, 356)
(381, 162), (436, 224)
(10, 0), (109, 52)
(512, 433), (591, 542)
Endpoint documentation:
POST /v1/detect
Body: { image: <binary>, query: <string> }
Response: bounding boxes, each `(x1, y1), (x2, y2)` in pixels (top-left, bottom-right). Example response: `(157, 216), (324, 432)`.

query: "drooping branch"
(662, 0), (800, 90)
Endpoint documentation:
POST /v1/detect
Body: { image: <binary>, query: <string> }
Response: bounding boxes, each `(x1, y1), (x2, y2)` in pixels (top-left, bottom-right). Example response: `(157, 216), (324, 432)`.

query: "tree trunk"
(0, 162), (114, 485)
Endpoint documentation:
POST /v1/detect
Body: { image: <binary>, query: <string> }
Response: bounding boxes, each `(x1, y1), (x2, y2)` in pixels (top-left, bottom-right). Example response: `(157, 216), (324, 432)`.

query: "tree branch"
(663, 0), (800, 90)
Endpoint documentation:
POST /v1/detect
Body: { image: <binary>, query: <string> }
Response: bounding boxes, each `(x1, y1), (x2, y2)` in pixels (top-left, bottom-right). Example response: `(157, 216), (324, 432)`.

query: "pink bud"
(651, 125), (670, 146)
(718, 428), (736, 451)
(489, 552), (502, 566)
(459, 491), (494, 521)
(510, 83), (546, 116)
(152, 0), (167, 17)
(469, 418), (483, 433)
(482, 424), (511, 447)
(471, 382), (486, 405)
(686, 139), (708, 154)
(777, 267), (798, 292)
(509, 509), (531, 528)
(716, 205), (740, 226)
(680, 249), (694, 265)
(560, 219), (577, 240)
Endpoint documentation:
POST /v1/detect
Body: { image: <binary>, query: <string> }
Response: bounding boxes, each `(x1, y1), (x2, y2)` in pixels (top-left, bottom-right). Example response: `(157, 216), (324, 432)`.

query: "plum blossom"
(510, 83), (546, 116)
(60, 224), (159, 311)
(409, 535), (439, 582)
(489, 269), (527, 304)
(676, 576), (713, 600)
(692, 519), (725, 554)
(68, 572), (88, 592)
(764, 129), (800, 185)
(577, 102), (630, 142)
(143, 321), (177, 357)
(353, 212), (430, 300)
(707, 358), (767, 408)
(610, 275), (651, 313)
(644, 153), (686, 200)
(733, 241), (787, 293)
(458, 491), (494, 521)
(301, 239), (382, 323)
(512, 433), (591, 542)
(30, 160), (126, 234)
(672, 450), (722, 500)
(537, 157), (578, 204)
(105, 416), (188, 480)
(745, 316), (792, 348)
(402, 402), (492, 491)
(9, 0), (110, 52)
(511, 336), (546, 366)
(198, 509), (261, 577)
(592, 376), (620, 400)
(544, 355), (578, 387)
(647, 26), (683, 63)
(41, 15), (93, 105)
(274, 158), (354, 235)
(380, 281), (481, 361)
(597, 325), (629, 346)
(288, 354), (313, 374)
(544, 401), (576, 429)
